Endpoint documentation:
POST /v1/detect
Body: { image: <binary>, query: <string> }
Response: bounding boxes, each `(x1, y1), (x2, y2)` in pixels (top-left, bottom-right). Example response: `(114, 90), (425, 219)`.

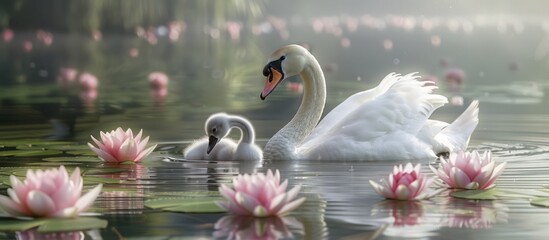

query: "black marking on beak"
(207, 136), (218, 154)
(263, 58), (284, 82)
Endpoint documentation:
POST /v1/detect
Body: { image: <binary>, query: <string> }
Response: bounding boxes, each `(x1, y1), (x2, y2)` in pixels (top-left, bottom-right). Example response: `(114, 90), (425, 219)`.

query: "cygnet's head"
(205, 113), (231, 154)
(261, 44), (311, 100)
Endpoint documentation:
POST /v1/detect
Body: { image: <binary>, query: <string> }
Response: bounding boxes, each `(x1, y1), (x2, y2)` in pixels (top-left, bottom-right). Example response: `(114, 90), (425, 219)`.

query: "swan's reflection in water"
(213, 215), (304, 240)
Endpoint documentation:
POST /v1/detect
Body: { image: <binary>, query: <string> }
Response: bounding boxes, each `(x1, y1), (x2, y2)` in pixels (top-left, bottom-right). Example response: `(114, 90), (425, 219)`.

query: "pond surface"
(2, 6), (549, 239)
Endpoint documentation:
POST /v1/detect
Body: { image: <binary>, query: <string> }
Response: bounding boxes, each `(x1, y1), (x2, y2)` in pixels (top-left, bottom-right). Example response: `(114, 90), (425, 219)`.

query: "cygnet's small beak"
(207, 135), (219, 154)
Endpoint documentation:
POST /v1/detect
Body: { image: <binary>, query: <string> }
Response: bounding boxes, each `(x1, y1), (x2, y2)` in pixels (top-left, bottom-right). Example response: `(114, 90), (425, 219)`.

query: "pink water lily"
(369, 163), (435, 200)
(430, 150), (506, 190)
(0, 166), (102, 218)
(88, 127), (157, 163)
(217, 170), (306, 217)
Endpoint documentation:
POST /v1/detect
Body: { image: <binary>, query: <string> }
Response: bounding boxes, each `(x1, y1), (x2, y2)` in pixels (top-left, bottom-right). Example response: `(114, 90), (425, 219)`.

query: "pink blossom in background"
(420, 75), (438, 86)
(383, 39), (393, 51)
(128, 48), (139, 58)
(91, 30), (102, 41)
(340, 37), (351, 48)
(285, 82), (303, 94)
(444, 68), (465, 92)
(88, 128), (157, 163)
(36, 30), (53, 46)
(57, 68), (78, 88)
(78, 72), (98, 91)
(430, 150), (506, 190)
(0, 166), (102, 218)
(2, 28), (14, 42)
(225, 21), (242, 41)
(369, 163), (436, 201)
(148, 72), (169, 105)
(22, 41), (33, 52)
(148, 72), (169, 90)
(217, 169), (306, 217)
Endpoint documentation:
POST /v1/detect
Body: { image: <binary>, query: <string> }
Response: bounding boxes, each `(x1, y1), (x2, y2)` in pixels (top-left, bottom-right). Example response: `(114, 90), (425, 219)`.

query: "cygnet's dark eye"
(280, 55), (286, 60)
(212, 128), (217, 133)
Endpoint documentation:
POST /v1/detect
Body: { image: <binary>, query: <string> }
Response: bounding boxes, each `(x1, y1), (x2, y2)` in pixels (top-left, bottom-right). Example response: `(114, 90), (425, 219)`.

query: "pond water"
(2, 1), (549, 239)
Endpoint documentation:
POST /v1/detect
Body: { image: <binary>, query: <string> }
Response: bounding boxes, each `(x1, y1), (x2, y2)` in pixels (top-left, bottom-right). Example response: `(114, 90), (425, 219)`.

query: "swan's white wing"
(298, 73), (448, 160)
(305, 73), (401, 140)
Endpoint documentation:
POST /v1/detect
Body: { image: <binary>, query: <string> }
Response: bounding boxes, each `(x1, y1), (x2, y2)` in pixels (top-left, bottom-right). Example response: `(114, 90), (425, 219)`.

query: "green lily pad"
(148, 191), (221, 197)
(83, 176), (120, 184)
(0, 150), (63, 157)
(65, 150), (96, 156)
(450, 188), (499, 200)
(27, 162), (81, 166)
(145, 196), (225, 213)
(46, 145), (91, 151)
(531, 198), (549, 207)
(83, 168), (127, 175)
(0, 219), (46, 231)
(15, 145), (48, 150)
(43, 156), (100, 163)
(37, 217), (108, 233)
(0, 140), (74, 148)
(450, 188), (549, 200)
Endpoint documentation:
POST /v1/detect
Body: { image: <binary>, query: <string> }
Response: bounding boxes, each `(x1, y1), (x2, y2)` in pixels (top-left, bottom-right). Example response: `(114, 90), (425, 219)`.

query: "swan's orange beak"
(260, 67), (284, 100)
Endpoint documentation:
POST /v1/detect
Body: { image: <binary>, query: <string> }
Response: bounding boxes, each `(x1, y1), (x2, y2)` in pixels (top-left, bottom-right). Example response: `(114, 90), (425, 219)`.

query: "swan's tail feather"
(434, 100), (480, 153)
(392, 73), (448, 118)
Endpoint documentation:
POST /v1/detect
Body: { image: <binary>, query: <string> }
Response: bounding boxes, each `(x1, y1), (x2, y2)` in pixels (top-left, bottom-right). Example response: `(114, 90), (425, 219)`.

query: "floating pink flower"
(369, 163), (435, 200)
(217, 170), (306, 217)
(88, 128), (157, 163)
(2, 28), (14, 42)
(0, 166), (102, 218)
(78, 72), (98, 91)
(430, 150), (506, 190)
(57, 67), (78, 88)
(22, 40), (33, 52)
(148, 72), (169, 90)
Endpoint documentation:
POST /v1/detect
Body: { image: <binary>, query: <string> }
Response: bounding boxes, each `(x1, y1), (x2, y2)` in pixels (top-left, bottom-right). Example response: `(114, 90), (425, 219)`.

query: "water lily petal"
(395, 184), (411, 200)
(26, 190), (56, 217)
(277, 197), (306, 216)
(480, 162), (507, 189)
(235, 192), (261, 213)
(451, 167), (472, 189)
(0, 195), (27, 216)
(134, 144), (156, 162)
(75, 184), (103, 213)
(253, 205), (269, 217)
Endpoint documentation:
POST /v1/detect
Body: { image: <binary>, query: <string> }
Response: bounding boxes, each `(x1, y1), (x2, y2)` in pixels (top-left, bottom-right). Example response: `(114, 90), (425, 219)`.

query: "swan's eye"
(212, 128), (217, 133)
(263, 65), (271, 77)
(280, 56), (286, 60)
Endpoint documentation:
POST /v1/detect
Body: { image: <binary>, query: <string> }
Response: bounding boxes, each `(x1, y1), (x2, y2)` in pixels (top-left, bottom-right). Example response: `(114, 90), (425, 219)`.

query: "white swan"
(183, 113), (263, 161)
(260, 44), (479, 161)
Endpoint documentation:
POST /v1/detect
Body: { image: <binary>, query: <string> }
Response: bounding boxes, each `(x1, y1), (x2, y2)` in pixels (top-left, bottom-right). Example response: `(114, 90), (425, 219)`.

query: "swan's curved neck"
(266, 52), (326, 160)
(229, 116), (254, 144)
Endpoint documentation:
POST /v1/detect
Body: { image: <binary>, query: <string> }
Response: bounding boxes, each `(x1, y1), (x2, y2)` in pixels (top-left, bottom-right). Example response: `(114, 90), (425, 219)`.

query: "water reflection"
(15, 229), (90, 240)
(370, 200), (440, 238)
(441, 197), (509, 229)
(213, 215), (304, 240)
